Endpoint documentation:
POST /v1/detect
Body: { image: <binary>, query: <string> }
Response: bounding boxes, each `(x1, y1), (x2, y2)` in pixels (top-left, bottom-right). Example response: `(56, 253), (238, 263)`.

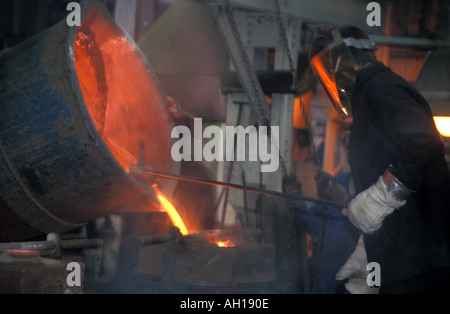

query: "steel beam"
(209, 4), (271, 126)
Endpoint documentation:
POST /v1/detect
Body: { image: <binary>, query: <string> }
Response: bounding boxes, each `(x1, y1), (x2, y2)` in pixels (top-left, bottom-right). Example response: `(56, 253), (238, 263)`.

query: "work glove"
(336, 235), (380, 294)
(342, 174), (406, 234)
(315, 171), (348, 204)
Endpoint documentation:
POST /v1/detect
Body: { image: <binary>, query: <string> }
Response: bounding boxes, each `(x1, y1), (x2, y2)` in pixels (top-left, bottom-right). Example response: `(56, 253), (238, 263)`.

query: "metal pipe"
(0, 238), (103, 252)
(60, 239), (104, 250)
(0, 241), (56, 252)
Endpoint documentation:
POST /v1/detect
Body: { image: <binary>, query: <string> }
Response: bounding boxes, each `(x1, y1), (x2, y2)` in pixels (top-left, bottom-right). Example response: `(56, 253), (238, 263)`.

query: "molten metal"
(73, 5), (174, 174)
(154, 188), (189, 236)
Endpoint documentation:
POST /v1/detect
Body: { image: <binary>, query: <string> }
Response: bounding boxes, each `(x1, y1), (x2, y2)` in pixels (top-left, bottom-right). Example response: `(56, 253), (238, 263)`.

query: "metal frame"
(205, 1), (303, 234)
(209, 3), (272, 127)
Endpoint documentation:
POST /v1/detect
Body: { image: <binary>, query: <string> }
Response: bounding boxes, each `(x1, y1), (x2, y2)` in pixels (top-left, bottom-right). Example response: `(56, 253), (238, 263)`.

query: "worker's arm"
(346, 78), (443, 234)
(367, 79), (444, 191)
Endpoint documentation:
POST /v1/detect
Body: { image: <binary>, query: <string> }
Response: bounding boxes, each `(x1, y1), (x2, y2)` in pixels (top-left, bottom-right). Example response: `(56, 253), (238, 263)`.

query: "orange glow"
(311, 55), (341, 106)
(154, 188), (188, 235)
(434, 117), (450, 137)
(73, 5), (174, 173)
(216, 240), (235, 248)
(3, 249), (39, 258)
(293, 92), (312, 130)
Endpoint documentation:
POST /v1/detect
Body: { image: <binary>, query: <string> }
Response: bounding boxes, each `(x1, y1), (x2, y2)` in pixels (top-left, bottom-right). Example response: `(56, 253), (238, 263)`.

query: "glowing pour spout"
(154, 188), (189, 236)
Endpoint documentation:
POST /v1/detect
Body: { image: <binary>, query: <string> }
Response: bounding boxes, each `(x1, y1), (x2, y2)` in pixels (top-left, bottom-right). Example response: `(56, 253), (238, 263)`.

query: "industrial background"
(0, 0), (449, 294)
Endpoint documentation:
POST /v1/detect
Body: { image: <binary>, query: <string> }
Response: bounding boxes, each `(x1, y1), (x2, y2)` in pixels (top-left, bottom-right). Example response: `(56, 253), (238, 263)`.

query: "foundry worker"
(309, 25), (450, 293)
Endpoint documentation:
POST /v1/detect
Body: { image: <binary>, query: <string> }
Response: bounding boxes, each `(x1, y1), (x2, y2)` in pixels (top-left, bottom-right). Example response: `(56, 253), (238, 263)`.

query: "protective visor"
(310, 40), (356, 118)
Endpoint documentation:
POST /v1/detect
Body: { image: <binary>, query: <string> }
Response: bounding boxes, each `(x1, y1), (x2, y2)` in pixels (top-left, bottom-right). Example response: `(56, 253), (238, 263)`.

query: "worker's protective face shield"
(310, 40), (356, 119)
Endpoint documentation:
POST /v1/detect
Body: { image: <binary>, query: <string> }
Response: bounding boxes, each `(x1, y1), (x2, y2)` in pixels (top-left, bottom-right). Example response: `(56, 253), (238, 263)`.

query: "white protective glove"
(342, 174), (406, 234)
(336, 235), (380, 294)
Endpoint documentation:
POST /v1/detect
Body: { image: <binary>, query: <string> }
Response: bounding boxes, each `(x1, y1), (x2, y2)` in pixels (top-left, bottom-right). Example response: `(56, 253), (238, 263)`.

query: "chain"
(274, 0), (325, 294)
(272, 0), (299, 293)
(222, 0), (296, 292)
(311, 204), (325, 294)
(274, 0), (322, 169)
(286, 206), (296, 291)
(277, 141), (289, 180)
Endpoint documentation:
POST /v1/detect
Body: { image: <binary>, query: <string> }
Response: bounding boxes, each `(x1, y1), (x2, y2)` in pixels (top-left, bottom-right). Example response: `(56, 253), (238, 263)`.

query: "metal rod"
(0, 241), (56, 252)
(220, 100), (245, 228)
(0, 239), (103, 252)
(242, 169), (250, 227)
(139, 233), (177, 246)
(141, 169), (345, 208)
(60, 239), (104, 250)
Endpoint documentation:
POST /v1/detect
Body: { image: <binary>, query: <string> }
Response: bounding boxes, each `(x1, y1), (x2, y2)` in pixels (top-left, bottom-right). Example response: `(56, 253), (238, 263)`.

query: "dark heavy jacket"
(349, 62), (450, 284)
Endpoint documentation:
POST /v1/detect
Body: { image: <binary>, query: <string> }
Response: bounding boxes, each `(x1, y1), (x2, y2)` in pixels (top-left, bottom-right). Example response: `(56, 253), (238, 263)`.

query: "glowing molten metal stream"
(154, 187), (188, 236)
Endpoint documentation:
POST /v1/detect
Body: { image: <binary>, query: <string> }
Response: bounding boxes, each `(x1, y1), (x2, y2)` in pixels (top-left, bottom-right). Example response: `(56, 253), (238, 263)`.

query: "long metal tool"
(139, 169), (345, 208)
